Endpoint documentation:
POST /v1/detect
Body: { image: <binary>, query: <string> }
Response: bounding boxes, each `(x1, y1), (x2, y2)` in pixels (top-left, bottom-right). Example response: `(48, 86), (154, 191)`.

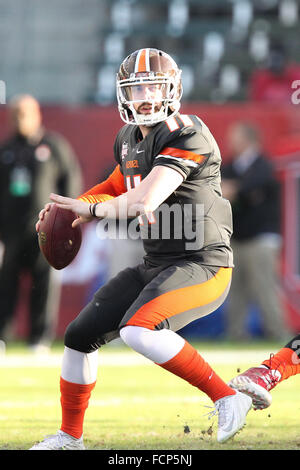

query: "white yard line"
(0, 349), (271, 368)
(0, 395), (209, 410)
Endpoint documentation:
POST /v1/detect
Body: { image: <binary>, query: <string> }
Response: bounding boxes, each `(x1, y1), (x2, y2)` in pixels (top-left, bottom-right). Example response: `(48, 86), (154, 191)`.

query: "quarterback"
(31, 48), (252, 449)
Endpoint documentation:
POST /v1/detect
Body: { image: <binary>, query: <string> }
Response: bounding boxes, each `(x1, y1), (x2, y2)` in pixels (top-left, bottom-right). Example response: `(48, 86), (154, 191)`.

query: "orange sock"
(60, 377), (96, 439)
(262, 347), (300, 382)
(158, 341), (235, 403)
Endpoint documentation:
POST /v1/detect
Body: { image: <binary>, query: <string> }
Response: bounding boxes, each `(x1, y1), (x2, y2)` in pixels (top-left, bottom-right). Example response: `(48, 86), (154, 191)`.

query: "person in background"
(0, 94), (82, 352)
(221, 121), (290, 342)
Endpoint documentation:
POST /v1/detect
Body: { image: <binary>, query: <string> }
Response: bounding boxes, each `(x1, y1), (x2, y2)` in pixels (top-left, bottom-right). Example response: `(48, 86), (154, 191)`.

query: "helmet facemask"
(116, 50), (182, 127)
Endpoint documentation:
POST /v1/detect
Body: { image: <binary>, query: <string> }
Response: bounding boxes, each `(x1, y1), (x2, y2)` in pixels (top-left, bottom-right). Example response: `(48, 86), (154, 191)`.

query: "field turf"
(0, 340), (299, 452)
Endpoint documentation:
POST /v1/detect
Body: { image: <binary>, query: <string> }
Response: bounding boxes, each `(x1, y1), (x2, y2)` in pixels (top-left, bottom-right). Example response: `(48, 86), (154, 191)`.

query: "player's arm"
(78, 129), (128, 204)
(95, 165), (184, 217)
(77, 164), (126, 203)
(49, 165), (183, 227)
(35, 164), (126, 231)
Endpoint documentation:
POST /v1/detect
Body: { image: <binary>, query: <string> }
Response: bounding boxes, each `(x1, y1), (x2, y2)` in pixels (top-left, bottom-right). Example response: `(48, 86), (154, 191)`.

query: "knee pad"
(64, 319), (97, 353)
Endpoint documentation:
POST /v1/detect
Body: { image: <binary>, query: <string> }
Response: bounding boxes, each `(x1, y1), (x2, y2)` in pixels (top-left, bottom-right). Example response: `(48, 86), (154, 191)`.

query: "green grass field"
(0, 340), (299, 451)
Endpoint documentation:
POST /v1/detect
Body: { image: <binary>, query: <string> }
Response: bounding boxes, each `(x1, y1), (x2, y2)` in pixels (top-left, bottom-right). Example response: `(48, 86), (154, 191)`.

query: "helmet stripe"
(135, 48), (148, 73)
(145, 48), (150, 71)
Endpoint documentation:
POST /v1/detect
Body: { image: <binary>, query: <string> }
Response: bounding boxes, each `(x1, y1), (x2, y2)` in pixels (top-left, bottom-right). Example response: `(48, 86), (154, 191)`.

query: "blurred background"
(0, 0), (300, 347)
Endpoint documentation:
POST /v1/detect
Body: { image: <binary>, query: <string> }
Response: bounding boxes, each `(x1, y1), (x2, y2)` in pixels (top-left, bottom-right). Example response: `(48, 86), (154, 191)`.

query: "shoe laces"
(201, 404), (216, 420)
(43, 431), (64, 446)
(37, 430), (72, 449)
(205, 398), (231, 428)
(214, 398), (231, 427)
(263, 353), (282, 388)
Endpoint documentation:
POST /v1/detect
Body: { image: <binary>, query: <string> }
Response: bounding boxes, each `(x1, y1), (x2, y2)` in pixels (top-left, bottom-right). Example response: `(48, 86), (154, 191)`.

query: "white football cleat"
(29, 430), (85, 450)
(214, 391), (252, 443)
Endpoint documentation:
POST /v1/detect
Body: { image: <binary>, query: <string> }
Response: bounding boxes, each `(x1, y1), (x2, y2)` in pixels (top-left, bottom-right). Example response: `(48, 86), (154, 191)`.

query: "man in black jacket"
(221, 122), (290, 341)
(0, 94), (82, 350)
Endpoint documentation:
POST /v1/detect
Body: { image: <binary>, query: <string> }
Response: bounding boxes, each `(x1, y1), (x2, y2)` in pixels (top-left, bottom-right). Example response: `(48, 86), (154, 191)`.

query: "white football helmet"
(116, 48), (182, 127)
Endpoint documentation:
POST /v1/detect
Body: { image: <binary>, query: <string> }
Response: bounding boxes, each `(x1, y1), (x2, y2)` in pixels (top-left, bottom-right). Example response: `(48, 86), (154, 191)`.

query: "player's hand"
(36, 202), (54, 232)
(49, 193), (93, 228)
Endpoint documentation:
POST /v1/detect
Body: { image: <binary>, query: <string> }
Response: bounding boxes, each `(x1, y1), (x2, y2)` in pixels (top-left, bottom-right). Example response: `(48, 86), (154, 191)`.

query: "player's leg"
(30, 265), (148, 449)
(229, 333), (300, 409)
(120, 264), (234, 405)
(262, 333), (300, 379)
(119, 262), (252, 442)
(31, 346), (98, 450)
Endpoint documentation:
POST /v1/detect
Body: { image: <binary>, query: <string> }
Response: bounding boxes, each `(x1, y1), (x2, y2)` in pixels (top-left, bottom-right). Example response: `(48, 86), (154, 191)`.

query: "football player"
(229, 333), (300, 410)
(31, 48), (252, 449)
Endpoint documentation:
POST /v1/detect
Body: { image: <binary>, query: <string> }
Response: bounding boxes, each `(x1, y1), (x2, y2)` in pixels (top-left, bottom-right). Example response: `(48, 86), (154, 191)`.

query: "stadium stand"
(0, 0), (300, 104)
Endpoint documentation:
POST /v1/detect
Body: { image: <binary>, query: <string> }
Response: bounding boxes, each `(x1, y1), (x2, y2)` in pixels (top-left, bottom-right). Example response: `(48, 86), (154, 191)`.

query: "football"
(38, 204), (82, 270)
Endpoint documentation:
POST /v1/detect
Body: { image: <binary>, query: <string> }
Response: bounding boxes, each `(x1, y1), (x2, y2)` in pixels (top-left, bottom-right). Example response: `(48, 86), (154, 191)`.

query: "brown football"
(38, 204), (82, 270)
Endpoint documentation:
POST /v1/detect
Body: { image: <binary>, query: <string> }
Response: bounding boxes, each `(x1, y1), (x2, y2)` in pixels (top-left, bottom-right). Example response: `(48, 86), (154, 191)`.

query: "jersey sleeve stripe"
(155, 154), (199, 168)
(78, 196), (91, 203)
(78, 194), (115, 204)
(165, 117), (180, 132)
(159, 147), (207, 164)
(179, 114), (194, 127)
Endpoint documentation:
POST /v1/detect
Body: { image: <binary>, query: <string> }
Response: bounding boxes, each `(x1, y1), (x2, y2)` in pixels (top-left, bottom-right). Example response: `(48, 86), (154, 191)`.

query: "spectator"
(249, 42), (300, 103)
(0, 94), (82, 351)
(221, 122), (290, 341)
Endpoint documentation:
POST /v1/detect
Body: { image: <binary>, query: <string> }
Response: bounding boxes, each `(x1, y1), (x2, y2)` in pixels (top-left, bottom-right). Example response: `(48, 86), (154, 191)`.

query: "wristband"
(89, 202), (100, 217)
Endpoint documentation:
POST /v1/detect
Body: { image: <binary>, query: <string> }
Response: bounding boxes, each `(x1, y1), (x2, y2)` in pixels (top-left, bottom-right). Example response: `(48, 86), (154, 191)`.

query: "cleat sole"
(229, 377), (272, 410)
